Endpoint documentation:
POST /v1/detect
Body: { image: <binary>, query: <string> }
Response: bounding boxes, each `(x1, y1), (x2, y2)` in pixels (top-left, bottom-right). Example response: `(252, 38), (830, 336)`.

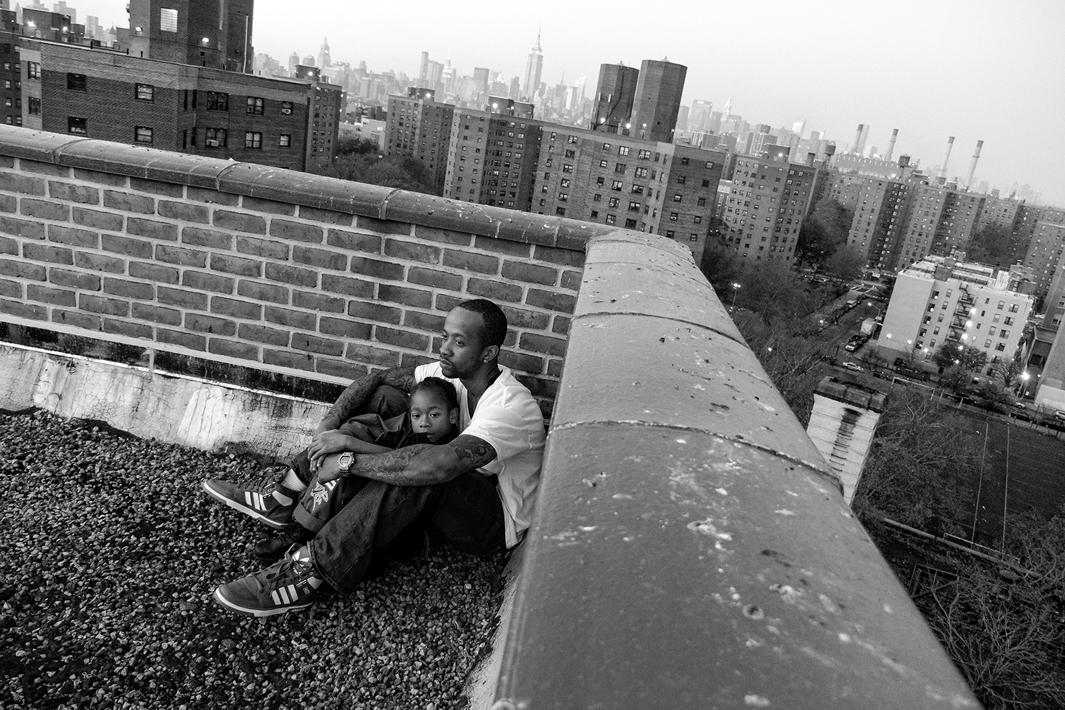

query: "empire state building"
(521, 32), (543, 101)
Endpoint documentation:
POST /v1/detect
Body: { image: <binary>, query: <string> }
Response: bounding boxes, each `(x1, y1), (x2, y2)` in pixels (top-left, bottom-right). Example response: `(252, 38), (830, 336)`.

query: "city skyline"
(69, 0), (1065, 206)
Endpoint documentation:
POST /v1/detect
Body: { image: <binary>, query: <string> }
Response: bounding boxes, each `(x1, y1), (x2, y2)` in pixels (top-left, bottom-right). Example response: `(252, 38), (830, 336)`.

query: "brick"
(212, 296), (262, 320)
(214, 210), (267, 234)
(263, 349), (313, 370)
(264, 305), (316, 330)
(501, 305), (551, 330)
(468, 277), (522, 303)
(375, 326), (430, 351)
(0, 298), (46, 320)
(73, 207), (124, 231)
(0, 157), (11, 168)
(326, 228), (381, 253)
(237, 323), (289, 347)
(400, 353), (436, 370)
(208, 338), (259, 360)
(19, 161), (69, 176)
(183, 227), (232, 250)
(443, 249), (499, 274)
(130, 178), (183, 197)
(131, 303), (182, 326)
(320, 317), (372, 339)
(52, 309), (101, 330)
(102, 319), (153, 339)
(403, 310), (446, 333)
(293, 245), (347, 271)
(24, 243), (73, 265)
(291, 332), (343, 356)
(242, 196), (295, 215)
(0, 172), (46, 196)
(48, 181), (100, 204)
(499, 351), (544, 375)
(265, 263), (317, 287)
(0, 236), (14, 255)
(49, 267), (100, 290)
(157, 328), (207, 351)
(552, 315), (572, 335)
(344, 342), (400, 368)
(298, 206), (353, 226)
(413, 226), (473, 246)
(520, 332), (568, 357)
(158, 286), (208, 310)
(0, 277), (20, 298)
(74, 251), (124, 273)
(534, 244), (585, 267)
(185, 313), (237, 336)
(80, 294), (130, 317)
(357, 216), (411, 235)
(316, 358), (367, 380)
(103, 277), (154, 300)
(267, 219), (323, 244)
(0, 216), (45, 239)
(547, 358), (564, 377)
(347, 300), (402, 324)
(474, 235), (531, 257)
(237, 280), (289, 304)
(102, 234), (152, 259)
(502, 260), (559, 286)
(0, 194), (15, 212)
(210, 253), (262, 277)
(182, 270), (234, 294)
(561, 269), (582, 290)
(380, 283), (434, 309)
(350, 256), (404, 281)
(293, 291), (344, 313)
(46, 225), (98, 249)
(321, 274), (374, 298)
(434, 293), (464, 313)
(407, 266), (463, 291)
(72, 169), (128, 187)
(236, 236), (289, 260)
(156, 245), (207, 268)
(103, 190), (155, 214)
(127, 217), (178, 241)
(187, 187), (239, 205)
(527, 288), (577, 313)
(383, 239), (440, 264)
(129, 261), (179, 284)
(524, 376), (558, 399)
(158, 200), (210, 224)
(27, 284), (76, 307)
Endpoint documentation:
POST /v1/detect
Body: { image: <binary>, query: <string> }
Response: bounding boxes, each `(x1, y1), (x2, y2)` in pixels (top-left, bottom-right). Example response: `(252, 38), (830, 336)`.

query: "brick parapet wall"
(0, 126), (613, 411)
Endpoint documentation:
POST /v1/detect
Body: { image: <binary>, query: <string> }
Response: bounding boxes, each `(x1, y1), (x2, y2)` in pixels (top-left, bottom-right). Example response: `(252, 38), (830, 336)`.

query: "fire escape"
(945, 285), (976, 353)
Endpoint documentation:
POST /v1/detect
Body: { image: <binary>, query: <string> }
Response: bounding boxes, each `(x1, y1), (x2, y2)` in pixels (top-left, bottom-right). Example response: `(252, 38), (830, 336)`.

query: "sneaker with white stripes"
(213, 545), (322, 617)
(202, 475), (298, 530)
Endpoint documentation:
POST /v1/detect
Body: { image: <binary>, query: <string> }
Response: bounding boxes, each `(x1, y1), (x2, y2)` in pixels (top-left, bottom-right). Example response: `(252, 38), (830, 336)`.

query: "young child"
(405, 376), (460, 446)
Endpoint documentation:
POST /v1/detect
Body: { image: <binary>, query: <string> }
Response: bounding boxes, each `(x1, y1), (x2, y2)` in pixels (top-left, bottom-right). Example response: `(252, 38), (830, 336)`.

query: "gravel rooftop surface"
(0, 410), (509, 709)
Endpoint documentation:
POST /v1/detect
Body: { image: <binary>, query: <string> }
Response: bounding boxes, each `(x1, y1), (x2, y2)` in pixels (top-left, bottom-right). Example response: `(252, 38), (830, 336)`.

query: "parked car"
(843, 362), (863, 372)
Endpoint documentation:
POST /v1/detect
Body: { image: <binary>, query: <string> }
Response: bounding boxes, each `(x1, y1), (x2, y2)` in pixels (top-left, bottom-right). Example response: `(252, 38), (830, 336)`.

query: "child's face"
(409, 389), (458, 443)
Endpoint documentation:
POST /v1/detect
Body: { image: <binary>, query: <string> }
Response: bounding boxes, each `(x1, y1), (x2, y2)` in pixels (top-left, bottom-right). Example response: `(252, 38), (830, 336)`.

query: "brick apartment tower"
(127, 0), (254, 73)
(806, 377), (887, 505)
(591, 63), (638, 133)
(385, 88), (455, 194)
(630, 59), (686, 142)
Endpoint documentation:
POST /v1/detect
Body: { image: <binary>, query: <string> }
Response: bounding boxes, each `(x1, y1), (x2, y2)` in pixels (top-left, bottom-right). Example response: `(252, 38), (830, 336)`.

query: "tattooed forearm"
(347, 435), (498, 486)
(318, 366), (415, 432)
(450, 435), (497, 471)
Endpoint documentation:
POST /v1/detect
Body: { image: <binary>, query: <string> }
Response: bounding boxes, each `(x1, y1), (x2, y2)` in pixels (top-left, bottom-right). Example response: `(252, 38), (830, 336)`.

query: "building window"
(562, 163), (573, 173)
(618, 146), (630, 156)
(67, 116), (87, 135)
(615, 163), (627, 174)
(28, 97), (40, 115)
(246, 97), (264, 115)
(608, 197), (619, 208)
(135, 83), (154, 102)
(605, 214), (616, 225)
(592, 194), (602, 202)
(599, 159), (608, 168)
(557, 192), (568, 202)
(634, 167), (648, 178)
(680, 157), (689, 165)
(204, 128), (226, 147)
(564, 149), (576, 158)
(611, 180), (623, 191)
(281, 101), (293, 115)
(697, 197), (706, 207)
(556, 207), (566, 216)
(628, 201), (640, 212)
(279, 134), (291, 147)
(625, 218), (637, 228)
(206, 92), (228, 111)
(677, 175), (686, 185)
(67, 73), (87, 91)
(673, 193), (683, 202)
(590, 210), (599, 219)
(26, 62), (40, 80)
(245, 131), (262, 149)
(669, 212), (679, 222)
(134, 126), (153, 143)
(160, 8), (178, 31)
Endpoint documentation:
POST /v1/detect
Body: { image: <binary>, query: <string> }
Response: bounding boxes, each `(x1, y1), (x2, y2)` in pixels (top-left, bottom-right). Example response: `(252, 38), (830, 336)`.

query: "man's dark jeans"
(289, 385), (506, 593)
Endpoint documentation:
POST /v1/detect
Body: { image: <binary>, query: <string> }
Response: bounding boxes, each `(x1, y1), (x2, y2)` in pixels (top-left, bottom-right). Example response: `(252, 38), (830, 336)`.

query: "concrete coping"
(815, 376), (888, 412)
(0, 125), (615, 250)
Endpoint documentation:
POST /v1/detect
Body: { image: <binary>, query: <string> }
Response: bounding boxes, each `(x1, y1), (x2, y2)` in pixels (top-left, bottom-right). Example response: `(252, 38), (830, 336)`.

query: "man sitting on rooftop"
(202, 298), (547, 616)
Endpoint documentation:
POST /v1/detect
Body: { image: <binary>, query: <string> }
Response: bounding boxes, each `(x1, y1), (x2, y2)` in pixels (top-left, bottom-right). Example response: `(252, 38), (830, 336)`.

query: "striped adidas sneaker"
(202, 476), (298, 530)
(213, 545), (322, 617)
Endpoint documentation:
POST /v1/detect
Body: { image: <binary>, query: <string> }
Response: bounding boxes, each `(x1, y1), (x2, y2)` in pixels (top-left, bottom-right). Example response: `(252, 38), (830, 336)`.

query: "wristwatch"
(337, 452), (355, 475)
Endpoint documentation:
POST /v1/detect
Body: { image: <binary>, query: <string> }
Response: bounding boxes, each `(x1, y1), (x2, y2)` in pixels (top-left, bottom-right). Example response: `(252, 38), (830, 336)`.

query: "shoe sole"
(201, 480), (288, 530)
(212, 587), (312, 617)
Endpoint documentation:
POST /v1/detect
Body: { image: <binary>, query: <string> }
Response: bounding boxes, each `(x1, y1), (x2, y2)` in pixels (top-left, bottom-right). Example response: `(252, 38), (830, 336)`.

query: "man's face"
(409, 389), (457, 443)
(439, 307), (486, 379)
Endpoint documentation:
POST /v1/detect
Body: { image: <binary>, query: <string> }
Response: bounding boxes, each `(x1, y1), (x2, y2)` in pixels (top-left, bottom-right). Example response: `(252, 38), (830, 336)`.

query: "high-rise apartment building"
(385, 88), (455, 192)
(442, 107), (541, 210)
(127, 0), (254, 73)
(892, 183), (984, 270)
(846, 177), (913, 270)
(591, 62), (638, 133)
(719, 154), (817, 264)
(521, 32), (542, 101)
(1022, 221), (1065, 300)
(629, 59), (685, 142)
(929, 189), (984, 258)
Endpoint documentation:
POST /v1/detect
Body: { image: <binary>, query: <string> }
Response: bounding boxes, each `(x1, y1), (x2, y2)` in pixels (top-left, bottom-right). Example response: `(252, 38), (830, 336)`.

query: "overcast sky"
(74, 0), (1065, 206)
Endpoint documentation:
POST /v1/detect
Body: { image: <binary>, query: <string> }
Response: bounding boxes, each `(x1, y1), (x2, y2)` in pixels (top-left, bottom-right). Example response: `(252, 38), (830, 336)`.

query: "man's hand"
(315, 452), (346, 483)
(308, 430), (360, 472)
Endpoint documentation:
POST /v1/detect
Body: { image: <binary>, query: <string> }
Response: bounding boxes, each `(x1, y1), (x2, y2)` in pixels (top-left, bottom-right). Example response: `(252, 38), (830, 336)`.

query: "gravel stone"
(0, 410), (508, 709)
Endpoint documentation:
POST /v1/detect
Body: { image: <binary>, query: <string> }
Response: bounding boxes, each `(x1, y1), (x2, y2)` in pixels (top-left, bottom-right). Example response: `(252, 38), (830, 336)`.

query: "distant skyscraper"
(317, 37), (331, 70)
(591, 62), (638, 132)
(521, 32), (543, 100)
(630, 59), (686, 142)
(688, 100), (713, 133)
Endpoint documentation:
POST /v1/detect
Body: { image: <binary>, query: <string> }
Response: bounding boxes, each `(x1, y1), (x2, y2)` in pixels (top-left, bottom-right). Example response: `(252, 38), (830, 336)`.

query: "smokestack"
(885, 128), (899, 161)
(965, 140), (984, 190)
(939, 135), (955, 179)
(852, 123), (864, 154)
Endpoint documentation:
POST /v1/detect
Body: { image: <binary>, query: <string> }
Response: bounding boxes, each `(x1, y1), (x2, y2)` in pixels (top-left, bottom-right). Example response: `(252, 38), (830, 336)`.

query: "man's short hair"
(457, 298), (508, 348)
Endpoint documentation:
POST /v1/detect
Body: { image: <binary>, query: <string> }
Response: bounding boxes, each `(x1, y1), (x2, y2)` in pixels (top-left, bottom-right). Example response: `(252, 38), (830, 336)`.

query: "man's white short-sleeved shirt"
(415, 362), (545, 547)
